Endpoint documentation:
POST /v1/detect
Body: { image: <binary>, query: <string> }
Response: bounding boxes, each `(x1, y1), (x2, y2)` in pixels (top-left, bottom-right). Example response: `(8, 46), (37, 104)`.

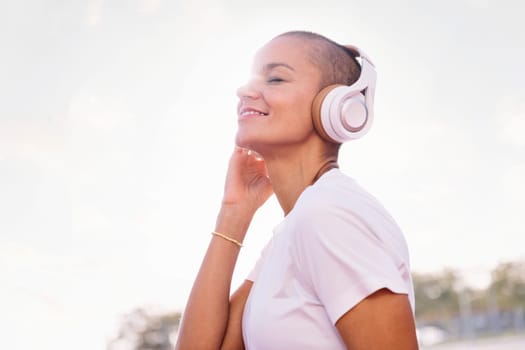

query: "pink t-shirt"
(242, 169), (414, 349)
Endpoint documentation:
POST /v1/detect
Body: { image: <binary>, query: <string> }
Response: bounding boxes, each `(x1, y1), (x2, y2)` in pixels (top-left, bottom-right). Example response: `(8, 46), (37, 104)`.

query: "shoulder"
(284, 171), (366, 247)
(295, 169), (351, 211)
(291, 169), (381, 229)
(288, 169), (408, 260)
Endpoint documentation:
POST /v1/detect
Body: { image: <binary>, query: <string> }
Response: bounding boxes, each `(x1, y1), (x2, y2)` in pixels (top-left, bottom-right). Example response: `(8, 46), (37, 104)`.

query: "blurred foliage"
(490, 261), (525, 310)
(107, 308), (181, 350)
(414, 259), (525, 338)
(414, 268), (460, 321)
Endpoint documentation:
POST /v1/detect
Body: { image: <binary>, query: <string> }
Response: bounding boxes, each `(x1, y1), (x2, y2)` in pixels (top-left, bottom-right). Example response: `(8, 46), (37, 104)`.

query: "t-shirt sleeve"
(246, 237), (274, 282)
(291, 205), (410, 325)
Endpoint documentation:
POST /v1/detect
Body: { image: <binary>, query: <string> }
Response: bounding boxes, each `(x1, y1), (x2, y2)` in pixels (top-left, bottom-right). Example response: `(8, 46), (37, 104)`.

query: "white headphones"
(312, 45), (377, 143)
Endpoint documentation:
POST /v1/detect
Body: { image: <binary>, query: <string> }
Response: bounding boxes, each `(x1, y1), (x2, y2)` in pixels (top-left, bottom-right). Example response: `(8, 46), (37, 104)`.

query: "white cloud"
(139, 0), (162, 14)
(0, 120), (66, 177)
(85, 0), (105, 26)
(502, 163), (525, 206)
(465, 0), (490, 9)
(68, 90), (135, 132)
(501, 113), (525, 148)
(497, 92), (525, 148)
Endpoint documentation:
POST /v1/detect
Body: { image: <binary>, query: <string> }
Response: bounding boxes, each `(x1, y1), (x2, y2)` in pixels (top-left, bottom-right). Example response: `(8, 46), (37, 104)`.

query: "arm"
(175, 148), (272, 350)
(291, 204), (418, 349)
(220, 280), (253, 349)
(335, 288), (419, 350)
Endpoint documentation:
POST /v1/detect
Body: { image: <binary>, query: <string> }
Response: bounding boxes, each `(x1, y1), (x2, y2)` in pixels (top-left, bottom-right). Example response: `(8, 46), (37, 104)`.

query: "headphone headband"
(344, 45), (377, 128)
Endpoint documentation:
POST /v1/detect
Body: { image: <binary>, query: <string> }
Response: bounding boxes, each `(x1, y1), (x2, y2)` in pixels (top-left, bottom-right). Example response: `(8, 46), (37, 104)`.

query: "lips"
(238, 106), (269, 119)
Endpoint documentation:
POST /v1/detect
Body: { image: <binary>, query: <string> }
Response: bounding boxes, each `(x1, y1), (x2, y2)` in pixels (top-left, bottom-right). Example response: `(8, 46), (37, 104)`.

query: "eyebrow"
(264, 62), (295, 72)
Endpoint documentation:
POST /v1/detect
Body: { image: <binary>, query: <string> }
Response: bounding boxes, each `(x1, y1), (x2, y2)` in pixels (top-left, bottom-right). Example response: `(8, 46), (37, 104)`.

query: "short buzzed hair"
(276, 31), (361, 89)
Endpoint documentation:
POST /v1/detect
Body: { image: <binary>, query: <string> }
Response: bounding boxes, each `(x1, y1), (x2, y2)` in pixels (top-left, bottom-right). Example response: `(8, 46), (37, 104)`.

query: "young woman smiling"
(175, 31), (418, 350)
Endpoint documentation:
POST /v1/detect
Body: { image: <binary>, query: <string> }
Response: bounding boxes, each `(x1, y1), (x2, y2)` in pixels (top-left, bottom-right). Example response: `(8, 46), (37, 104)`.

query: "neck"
(262, 144), (339, 216)
(311, 157), (339, 184)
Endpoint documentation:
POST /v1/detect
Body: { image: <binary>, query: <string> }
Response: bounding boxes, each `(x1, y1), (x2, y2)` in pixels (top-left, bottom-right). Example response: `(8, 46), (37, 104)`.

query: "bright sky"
(1, 0), (524, 348)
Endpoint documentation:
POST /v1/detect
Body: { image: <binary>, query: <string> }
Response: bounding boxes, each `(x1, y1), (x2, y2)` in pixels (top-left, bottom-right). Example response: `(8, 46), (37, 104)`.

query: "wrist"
(215, 203), (255, 241)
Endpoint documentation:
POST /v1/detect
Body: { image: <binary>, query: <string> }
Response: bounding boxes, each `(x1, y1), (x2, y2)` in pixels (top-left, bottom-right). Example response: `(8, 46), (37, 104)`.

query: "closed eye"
(267, 76), (285, 83)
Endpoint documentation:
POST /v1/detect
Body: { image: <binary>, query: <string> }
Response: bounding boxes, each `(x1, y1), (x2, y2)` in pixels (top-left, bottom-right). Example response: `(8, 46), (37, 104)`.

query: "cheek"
(272, 91), (313, 116)
(288, 92), (316, 125)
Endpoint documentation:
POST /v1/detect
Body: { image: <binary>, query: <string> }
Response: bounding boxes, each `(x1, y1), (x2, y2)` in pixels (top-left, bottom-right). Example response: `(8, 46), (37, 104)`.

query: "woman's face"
(235, 35), (322, 153)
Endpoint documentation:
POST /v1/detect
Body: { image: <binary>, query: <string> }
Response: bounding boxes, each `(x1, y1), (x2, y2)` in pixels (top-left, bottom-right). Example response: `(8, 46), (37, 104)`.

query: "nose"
(236, 79), (261, 99)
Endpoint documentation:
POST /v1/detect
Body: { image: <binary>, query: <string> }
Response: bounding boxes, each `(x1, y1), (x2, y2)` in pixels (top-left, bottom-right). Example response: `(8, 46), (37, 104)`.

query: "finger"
(250, 150), (264, 160)
(233, 146), (244, 155)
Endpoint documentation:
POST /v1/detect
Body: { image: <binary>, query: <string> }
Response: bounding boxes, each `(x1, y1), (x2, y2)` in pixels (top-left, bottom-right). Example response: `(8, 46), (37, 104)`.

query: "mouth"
(238, 106), (269, 119)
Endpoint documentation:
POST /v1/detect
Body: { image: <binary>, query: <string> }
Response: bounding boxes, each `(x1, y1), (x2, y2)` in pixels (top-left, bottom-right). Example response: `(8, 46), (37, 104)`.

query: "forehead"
(252, 36), (319, 74)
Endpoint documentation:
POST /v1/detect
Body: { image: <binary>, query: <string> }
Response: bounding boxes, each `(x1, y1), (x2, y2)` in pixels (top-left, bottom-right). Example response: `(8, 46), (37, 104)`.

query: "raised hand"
(221, 147), (273, 214)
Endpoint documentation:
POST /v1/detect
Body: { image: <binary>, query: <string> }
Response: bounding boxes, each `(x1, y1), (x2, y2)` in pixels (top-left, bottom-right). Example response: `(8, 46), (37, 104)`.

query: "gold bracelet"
(211, 231), (243, 248)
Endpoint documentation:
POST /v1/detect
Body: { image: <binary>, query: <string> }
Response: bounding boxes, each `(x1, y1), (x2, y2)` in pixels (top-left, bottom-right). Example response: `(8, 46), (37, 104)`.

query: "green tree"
(489, 260), (525, 311)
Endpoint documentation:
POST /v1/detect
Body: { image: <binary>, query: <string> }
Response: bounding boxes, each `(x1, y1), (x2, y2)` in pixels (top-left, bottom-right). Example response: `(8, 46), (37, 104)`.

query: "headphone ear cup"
(312, 85), (369, 143)
(312, 84), (342, 143)
(336, 90), (367, 133)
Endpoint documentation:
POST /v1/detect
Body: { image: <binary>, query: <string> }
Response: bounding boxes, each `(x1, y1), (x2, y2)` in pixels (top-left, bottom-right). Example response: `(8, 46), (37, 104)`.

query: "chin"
(235, 133), (254, 150)
(235, 129), (254, 147)
(236, 133), (268, 154)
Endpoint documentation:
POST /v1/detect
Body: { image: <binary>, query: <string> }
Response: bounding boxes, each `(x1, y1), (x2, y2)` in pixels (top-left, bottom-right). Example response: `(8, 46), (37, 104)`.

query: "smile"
(241, 110), (267, 117)
(239, 107), (269, 118)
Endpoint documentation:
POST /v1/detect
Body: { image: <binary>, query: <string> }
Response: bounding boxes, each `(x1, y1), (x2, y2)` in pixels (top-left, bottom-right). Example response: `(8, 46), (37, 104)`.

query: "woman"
(175, 31), (418, 349)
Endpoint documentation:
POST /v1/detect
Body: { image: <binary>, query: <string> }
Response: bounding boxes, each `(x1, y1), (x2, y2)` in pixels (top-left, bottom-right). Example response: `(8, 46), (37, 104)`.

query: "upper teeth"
(242, 110), (266, 116)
